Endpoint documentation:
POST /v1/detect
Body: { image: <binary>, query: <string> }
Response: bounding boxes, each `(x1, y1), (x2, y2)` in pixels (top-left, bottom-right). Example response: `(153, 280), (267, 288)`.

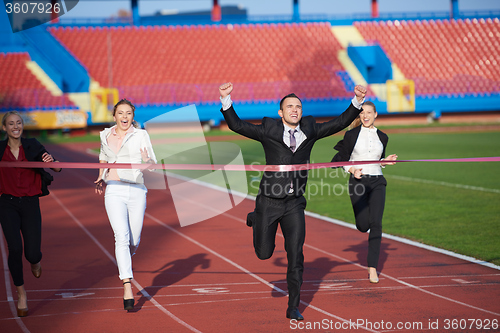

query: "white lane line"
(4, 281), (497, 305)
(218, 208), (500, 317)
(50, 192), (202, 333)
(0, 296), (272, 321)
(3, 281), (499, 317)
(0, 229), (30, 332)
(385, 174), (500, 194)
(301, 241), (500, 317)
(65, 156), (500, 319)
(397, 273), (500, 280)
(146, 212), (379, 333)
(0, 281), (261, 294)
(83, 145), (499, 266)
(165, 167), (500, 272)
(304, 210), (500, 272)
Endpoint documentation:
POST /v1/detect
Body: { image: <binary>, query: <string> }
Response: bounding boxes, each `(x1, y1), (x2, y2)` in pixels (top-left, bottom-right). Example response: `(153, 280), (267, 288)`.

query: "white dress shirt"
(282, 123), (306, 151)
(344, 126), (384, 176)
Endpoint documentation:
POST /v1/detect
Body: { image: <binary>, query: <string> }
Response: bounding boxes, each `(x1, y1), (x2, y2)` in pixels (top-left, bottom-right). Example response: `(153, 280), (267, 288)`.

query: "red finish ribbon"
(0, 157), (499, 172)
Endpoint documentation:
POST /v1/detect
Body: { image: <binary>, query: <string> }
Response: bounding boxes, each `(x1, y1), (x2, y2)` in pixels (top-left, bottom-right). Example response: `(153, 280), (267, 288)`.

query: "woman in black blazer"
(0, 111), (61, 317)
(331, 101), (397, 283)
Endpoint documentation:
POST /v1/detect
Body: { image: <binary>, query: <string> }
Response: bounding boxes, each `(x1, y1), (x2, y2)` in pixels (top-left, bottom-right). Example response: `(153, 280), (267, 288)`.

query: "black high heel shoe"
(123, 281), (134, 310)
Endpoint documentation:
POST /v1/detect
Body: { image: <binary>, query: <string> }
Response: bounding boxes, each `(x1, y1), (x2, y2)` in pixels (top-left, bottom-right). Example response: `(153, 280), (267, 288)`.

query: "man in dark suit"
(219, 82), (366, 320)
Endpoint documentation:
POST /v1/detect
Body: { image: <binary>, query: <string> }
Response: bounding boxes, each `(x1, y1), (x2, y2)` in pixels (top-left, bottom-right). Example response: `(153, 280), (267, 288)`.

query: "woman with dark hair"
(94, 99), (156, 311)
(0, 111), (61, 317)
(331, 101), (397, 283)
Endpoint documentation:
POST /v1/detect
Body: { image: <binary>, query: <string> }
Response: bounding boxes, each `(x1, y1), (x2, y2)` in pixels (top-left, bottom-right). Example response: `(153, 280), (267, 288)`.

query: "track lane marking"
(60, 159), (500, 324)
(397, 273), (500, 279)
(218, 210), (500, 317)
(146, 212), (379, 333)
(3, 281), (497, 304)
(51, 192), (202, 333)
(301, 237), (500, 317)
(385, 174), (500, 194)
(0, 229), (30, 332)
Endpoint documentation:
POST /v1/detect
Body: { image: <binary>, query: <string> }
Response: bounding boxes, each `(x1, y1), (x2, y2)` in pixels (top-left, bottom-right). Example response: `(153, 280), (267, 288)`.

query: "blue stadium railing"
(55, 10), (500, 27)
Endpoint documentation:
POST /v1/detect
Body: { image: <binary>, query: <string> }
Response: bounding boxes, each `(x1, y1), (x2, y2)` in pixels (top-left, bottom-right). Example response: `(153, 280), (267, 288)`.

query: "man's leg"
(252, 195), (283, 260)
(280, 196), (306, 318)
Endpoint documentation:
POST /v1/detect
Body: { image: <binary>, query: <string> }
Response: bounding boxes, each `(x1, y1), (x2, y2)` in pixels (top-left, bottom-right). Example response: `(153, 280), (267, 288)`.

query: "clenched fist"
(219, 82), (233, 98)
(354, 85), (367, 103)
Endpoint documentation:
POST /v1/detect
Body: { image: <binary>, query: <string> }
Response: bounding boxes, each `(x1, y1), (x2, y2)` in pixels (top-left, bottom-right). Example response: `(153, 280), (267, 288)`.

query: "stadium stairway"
(25, 57), (109, 124)
(20, 26), (89, 93)
(0, 52), (76, 111)
(330, 25), (410, 109)
(26, 60), (64, 97)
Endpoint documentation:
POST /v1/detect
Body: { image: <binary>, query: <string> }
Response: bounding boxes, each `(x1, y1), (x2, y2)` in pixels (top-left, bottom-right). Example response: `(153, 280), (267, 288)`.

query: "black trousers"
(0, 194), (43, 286)
(252, 194), (306, 309)
(348, 175), (387, 269)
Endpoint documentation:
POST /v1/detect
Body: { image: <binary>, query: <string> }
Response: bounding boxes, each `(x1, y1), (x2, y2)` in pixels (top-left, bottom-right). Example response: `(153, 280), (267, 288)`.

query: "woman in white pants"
(94, 99), (156, 311)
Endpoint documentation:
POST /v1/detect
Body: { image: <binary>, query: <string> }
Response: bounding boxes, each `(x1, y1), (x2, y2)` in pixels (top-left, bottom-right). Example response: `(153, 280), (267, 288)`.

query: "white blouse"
(99, 127), (157, 184)
(344, 126), (384, 176)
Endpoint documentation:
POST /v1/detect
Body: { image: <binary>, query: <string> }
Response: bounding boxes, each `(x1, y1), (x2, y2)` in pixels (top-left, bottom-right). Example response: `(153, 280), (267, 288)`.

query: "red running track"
(1, 142), (499, 333)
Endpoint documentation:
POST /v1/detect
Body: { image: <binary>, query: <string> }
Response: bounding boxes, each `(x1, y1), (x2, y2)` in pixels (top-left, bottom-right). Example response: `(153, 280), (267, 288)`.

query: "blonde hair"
(2, 111), (24, 127)
(348, 117), (361, 130)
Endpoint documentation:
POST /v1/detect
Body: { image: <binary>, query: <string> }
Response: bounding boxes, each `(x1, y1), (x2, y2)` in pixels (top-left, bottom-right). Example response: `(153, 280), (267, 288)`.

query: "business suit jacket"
(331, 125), (388, 164)
(0, 138), (54, 196)
(222, 103), (361, 198)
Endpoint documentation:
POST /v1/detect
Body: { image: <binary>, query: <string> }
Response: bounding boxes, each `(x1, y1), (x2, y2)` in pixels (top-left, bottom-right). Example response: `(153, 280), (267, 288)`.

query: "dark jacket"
(0, 138), (54, 196)
(331, 125), (388, 165)
(222, 103), (361, 198)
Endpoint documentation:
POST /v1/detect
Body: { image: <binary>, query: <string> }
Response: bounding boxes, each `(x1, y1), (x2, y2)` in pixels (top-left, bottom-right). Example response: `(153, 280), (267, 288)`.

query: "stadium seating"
(49, 22), (356, 105)
(0, 52), (75, 111)
(5, 17), (500, 112)
(355, 18), (500, 96)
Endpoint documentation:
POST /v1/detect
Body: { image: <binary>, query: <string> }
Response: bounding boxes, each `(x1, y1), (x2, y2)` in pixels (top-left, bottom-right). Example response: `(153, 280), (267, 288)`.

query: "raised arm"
(219, 82), (233, 100)
(354, 85), (367, 105)
(219, 82), (263, 141)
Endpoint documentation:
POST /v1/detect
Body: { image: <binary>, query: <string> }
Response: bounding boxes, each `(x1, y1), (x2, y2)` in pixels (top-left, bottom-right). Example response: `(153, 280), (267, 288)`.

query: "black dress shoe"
(246, 211), (255, 227)
(286, 308), (304, 320)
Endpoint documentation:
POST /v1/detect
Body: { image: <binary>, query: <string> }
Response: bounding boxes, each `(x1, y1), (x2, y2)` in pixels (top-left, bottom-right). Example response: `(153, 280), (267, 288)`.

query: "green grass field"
(222, 130), (500, 266)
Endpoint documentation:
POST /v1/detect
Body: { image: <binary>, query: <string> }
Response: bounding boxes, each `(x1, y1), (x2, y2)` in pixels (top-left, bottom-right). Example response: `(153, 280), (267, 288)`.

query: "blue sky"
(63, 0), (500, 18)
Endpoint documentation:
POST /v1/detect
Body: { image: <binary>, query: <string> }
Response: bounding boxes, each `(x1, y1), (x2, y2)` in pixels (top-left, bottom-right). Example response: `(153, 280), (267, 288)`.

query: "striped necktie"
(289, 129), (297, 152)
(288, 129), (297, 194)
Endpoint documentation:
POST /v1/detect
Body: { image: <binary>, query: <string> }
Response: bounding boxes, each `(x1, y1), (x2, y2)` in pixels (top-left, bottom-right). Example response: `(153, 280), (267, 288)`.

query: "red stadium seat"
(0, 53), (75, 110)
(355, 18), (500, 96)
(48, 22), (354, 104)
